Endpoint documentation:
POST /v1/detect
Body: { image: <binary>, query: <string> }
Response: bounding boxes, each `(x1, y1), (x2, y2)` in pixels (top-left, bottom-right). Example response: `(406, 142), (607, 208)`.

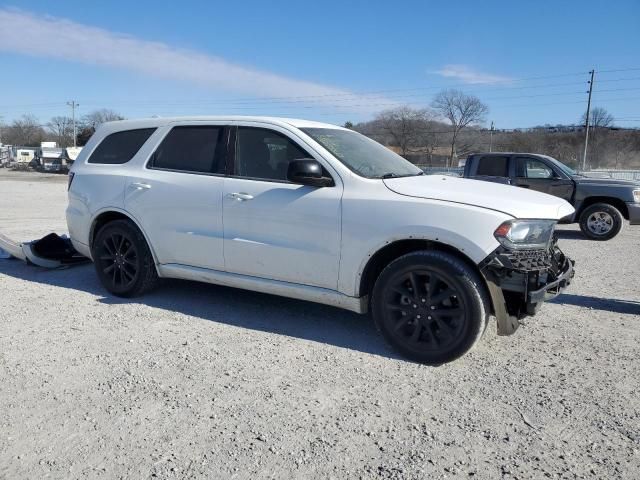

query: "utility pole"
(67, 100), (79, 148)
(489, 121), (494, 152)
(582, 70), (595, 171)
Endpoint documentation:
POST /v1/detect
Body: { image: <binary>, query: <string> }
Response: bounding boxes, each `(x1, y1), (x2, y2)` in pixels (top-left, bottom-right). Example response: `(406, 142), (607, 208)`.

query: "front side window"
(301, 128), (423, 179)
(235, 127), (311, 181)
(88, 128), (156, 164)
(541, 155), (576, 176)
(515, 157), (555, 179)
(149, 126), (226, 174)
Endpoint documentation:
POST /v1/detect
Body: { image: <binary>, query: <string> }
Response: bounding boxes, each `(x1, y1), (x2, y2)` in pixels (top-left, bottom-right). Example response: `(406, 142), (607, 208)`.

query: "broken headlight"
(494, 220), (556, 250)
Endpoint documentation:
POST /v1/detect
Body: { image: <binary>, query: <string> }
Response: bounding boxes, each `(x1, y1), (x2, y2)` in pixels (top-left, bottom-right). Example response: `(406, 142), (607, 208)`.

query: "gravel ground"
(1, 169), (639, 479)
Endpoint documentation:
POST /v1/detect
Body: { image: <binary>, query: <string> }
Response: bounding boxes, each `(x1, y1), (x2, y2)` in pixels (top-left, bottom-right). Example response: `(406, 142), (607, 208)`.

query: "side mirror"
(287, 159), (334, 187)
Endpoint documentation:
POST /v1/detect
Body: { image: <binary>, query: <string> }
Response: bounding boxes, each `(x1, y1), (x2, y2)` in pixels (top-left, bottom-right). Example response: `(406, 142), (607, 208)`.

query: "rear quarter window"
(88, 128), (156, 164)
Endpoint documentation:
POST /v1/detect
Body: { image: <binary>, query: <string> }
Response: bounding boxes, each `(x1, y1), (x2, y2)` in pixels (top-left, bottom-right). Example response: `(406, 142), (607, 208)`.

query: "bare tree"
(581, 106), (614, 129)
(375, 106), (434, 157)
(46, 116), (74, 147)
(5, 115), (46, 146)
(581, 107), (614, 167)
(432, 89), (488, 166)
(81, 109), (124, 129)
(76, 109), (125, 146)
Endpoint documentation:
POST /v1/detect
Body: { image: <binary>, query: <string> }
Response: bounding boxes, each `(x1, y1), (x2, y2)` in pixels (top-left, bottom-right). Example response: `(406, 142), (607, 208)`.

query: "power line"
(2, 71), (639, 111)
(596, 67), (640, 74)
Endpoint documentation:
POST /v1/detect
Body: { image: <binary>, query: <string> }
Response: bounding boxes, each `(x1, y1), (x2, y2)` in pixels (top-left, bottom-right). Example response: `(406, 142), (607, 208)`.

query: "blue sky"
(1, 0), (639, 129)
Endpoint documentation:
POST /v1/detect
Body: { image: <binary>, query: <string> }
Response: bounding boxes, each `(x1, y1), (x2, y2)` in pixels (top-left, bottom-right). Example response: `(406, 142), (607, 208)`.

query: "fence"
(584, 169), (640, 181)
(421, 166), (640, 180)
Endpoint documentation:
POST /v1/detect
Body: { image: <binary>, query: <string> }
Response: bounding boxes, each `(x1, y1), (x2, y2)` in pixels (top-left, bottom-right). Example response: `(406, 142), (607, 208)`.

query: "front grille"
(501, 248), (554, 271)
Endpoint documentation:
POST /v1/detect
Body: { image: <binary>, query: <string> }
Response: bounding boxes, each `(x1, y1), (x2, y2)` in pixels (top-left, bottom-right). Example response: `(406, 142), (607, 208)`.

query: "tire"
(579, 203), (624, 241)
(371, 250), (488, 365)
(92, 219), (159, 297)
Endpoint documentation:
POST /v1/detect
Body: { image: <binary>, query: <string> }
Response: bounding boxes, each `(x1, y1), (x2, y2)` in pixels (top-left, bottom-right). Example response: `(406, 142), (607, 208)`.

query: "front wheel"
(579, 203), (624, 241)
(371, 251), (488, 364)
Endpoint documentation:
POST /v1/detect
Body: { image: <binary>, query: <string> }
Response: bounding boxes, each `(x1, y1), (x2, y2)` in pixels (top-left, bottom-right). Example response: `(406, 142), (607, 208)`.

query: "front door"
(125, 124), (229, 270)
(513, 156), (574, 201)
(222, 125), (342, 289)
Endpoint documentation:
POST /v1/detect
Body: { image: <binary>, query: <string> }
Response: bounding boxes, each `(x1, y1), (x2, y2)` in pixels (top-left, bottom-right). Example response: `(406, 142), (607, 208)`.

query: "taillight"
(67, 171), (75, 191)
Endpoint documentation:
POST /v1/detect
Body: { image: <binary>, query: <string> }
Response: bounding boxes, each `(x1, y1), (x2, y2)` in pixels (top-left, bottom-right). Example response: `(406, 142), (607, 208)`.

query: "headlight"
(494, 220), (556, 250)
(633, 189), (640, 203)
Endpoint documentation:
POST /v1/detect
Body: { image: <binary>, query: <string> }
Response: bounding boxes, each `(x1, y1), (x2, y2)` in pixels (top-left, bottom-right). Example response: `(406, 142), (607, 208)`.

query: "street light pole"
(489, 121), (494, 152)
(67, 101), (79, 148)
(582, 70), (595, 172)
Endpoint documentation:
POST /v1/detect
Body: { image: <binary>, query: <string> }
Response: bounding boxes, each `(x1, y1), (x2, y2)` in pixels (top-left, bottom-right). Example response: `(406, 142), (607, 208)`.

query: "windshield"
(301, 128), (423, 179)
(540, 154), (577, 176)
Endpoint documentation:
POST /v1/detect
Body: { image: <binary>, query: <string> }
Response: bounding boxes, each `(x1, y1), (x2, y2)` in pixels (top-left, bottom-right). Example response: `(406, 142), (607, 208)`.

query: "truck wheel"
(92, 219), (159, 297)
(371, 251), (488, 365)
(579, 203), (624, 240)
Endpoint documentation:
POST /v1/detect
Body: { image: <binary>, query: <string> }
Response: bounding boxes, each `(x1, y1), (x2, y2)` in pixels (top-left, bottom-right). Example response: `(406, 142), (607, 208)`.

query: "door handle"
(227, 192), (254, 201)
(131, 182), (151, 190)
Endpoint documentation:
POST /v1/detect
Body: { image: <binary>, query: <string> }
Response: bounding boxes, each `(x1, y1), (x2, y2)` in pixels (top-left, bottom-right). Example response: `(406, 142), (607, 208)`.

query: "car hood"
(383, 175), (575, 220)
(572, 176), (640, 188)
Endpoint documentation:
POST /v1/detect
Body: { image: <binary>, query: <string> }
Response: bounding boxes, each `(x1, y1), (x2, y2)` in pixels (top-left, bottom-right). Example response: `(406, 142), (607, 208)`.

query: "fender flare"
(89, 207), (161, 266)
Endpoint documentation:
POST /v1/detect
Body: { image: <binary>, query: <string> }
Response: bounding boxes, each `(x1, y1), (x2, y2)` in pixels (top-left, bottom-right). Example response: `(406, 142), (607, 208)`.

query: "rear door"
(513, 156), (574, 201)
(222, 123), (342, 289)
(125, 122), (229, 270)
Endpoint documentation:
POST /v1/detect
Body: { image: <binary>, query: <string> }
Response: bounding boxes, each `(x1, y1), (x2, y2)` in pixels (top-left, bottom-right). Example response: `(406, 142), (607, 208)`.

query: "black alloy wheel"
(97, 230), (139, 292)
(383, 269), (466, 349)
(372, 251), (488, 364)
(92, 219), (159, 297)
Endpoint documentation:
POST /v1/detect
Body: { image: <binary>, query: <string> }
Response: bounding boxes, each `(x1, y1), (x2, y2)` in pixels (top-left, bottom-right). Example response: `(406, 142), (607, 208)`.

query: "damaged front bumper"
(479, 240), (574, 335)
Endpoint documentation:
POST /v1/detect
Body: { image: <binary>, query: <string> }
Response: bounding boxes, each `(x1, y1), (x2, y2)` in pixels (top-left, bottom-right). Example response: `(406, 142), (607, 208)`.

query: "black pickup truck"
(463, 152), (640, 240)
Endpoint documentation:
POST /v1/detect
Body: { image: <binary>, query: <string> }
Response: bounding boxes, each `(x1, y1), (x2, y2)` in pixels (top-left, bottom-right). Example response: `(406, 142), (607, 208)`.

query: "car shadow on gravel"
(552, 293), (640, 315)
(0, 259), (403, 361)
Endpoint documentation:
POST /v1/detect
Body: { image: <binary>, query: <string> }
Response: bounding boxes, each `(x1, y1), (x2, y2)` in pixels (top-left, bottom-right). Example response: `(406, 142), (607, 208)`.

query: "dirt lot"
(1, 169), (639, 479)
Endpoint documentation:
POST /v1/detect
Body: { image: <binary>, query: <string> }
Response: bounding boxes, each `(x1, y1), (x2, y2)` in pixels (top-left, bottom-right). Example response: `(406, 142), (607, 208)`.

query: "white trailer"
(14, 148), (35, 169)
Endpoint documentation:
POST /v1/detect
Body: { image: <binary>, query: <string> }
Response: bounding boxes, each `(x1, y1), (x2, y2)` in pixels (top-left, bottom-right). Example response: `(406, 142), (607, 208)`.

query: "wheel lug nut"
(413, 304), (417, 308)
(417, 315), (421, 319)
(421, 298), (426, 302)
(427, 316), (432, 320)
(430, 305), (435, 310)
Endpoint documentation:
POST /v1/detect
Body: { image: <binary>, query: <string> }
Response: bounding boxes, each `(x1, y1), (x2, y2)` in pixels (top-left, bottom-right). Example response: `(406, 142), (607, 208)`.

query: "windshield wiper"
(379, 171), (424, 179)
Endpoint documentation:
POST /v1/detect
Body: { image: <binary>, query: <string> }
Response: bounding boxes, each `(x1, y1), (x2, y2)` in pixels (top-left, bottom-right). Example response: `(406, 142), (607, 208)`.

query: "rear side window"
(88, 128), (156, 164)
(476, 155), (509, 176)
(149, 126), (226, 174)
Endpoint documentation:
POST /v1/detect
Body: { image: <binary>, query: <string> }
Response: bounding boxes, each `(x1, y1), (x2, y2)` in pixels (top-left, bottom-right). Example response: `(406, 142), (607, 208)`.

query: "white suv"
(67, 116), (575, 364)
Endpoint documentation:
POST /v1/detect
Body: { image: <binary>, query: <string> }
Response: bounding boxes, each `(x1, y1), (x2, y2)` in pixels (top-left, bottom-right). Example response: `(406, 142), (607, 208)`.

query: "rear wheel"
(579, 203), (624, 240)
(92, 219), (159, 297)
(371, 251), (488, 364)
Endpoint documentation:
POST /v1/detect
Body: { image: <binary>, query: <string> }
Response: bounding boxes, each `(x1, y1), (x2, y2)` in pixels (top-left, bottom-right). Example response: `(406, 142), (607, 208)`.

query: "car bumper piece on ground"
(480, 240), (575, 336)
(0, 231), (88, 267)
